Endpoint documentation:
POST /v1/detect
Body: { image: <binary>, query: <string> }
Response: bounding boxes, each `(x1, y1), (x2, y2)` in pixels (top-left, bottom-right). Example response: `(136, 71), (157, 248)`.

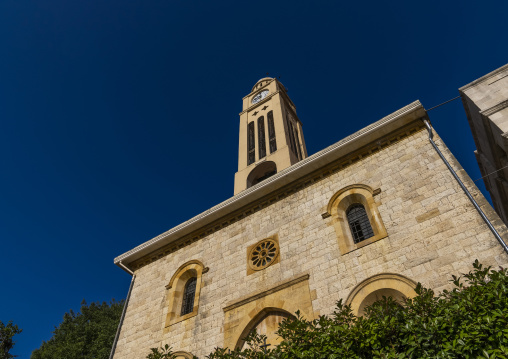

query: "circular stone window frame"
(247, 236), (280, 273)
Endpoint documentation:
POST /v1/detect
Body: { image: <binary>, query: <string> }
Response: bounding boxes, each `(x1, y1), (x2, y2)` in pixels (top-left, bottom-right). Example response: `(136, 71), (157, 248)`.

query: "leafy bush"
(146, 344), (199, 359)
(205, 260), (508, 358)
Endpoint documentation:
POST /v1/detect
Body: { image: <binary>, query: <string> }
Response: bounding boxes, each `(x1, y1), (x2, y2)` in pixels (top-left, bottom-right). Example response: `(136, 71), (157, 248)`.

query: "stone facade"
(112, 86), (508, 358)
(460, 63), (508, 225)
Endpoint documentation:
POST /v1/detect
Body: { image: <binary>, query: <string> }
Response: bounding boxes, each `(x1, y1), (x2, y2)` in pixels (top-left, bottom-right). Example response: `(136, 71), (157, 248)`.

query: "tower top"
(251, 77), (288, 94)
(234, 78), (307, 194)
(251, 77), (273, 92)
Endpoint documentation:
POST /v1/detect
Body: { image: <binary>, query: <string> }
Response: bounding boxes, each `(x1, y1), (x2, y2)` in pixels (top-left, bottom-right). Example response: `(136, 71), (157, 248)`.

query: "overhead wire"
(426, 96), (461, 112)
(426, 95), (508, 185)
(473, 165), (508, 183)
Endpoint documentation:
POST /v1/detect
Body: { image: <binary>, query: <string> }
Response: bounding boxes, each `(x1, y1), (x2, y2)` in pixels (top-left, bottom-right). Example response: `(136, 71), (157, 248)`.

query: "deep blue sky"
(1, 1), (507, 357)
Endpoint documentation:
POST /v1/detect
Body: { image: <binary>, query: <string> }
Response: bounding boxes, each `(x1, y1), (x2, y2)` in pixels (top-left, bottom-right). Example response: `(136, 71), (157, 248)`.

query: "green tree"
(206, 260), (508, 358)
(0, 320), (22, 359)
(31, 299), (124, 359)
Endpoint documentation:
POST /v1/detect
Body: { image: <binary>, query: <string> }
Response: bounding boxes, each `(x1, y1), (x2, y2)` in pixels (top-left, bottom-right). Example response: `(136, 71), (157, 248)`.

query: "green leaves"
(146, 344), (200, 359)
(30, 299), (124, 359)
(205, 262), (508, 359)
(146, 344), (178, 359)
(0, 320), (22, 359)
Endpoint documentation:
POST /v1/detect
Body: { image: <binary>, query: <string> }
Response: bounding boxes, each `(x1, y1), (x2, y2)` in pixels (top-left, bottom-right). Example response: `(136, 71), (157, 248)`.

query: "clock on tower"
(234, 77), (307, 195)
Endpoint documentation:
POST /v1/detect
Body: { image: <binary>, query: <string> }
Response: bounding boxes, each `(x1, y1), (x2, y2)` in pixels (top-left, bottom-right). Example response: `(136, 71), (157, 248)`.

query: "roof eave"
(114, 100), (427, 271)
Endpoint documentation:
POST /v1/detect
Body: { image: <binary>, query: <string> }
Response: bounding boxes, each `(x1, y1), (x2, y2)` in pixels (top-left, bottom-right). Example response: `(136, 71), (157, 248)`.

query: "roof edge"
(459, 63), (508, 92)
(114, 100), (426, 269)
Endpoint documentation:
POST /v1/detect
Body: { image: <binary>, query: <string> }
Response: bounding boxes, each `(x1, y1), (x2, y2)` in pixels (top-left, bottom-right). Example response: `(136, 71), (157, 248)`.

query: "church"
(110, 76), (508, 359)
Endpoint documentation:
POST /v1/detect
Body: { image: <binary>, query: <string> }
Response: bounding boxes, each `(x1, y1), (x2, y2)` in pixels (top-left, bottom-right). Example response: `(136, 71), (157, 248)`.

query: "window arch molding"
(345, 273), (417, 316)
(164, 260), (208, 328)
(173, 351), (195, 359)
(325, 184), (387, 255)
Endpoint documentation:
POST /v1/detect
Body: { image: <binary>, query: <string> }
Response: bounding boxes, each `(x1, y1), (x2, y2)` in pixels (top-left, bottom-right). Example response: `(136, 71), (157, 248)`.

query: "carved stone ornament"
(248, 238), (279, 271)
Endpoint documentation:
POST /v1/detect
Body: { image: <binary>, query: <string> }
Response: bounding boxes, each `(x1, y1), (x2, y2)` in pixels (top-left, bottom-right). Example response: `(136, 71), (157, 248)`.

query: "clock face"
(252, 90), (269, 104)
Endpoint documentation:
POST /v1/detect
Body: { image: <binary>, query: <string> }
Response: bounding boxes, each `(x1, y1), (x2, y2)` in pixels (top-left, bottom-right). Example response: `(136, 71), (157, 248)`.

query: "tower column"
(234, 78), (307, 194)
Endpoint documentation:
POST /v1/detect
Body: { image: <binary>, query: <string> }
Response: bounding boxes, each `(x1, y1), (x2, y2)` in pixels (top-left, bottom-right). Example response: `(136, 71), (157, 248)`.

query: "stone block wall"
(113, 128), (508, 358)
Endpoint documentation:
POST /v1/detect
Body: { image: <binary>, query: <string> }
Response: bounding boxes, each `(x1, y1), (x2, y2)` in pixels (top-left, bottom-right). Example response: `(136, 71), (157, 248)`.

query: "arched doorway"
(236, 308), (294, 350)
(357, 288), (406, 316)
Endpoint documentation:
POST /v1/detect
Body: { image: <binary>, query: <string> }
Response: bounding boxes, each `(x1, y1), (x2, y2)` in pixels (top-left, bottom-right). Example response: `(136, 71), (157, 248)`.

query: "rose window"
(248, 239), (279, 271)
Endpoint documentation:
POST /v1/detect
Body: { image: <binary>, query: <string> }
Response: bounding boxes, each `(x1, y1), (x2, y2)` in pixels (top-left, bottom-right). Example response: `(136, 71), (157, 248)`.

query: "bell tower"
(234, 77), (307, 194)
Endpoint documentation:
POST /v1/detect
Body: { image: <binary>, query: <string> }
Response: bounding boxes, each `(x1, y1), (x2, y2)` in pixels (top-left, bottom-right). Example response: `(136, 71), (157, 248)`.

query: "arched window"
(164, 260), (208, 329)
(285, 111), (297, 156)
(291, 122), (302, 160)
(346, 204), (374, 243)
(324, 184), (387, 255)
(181, 277), (197, 316)
(285, 110), (302, 160)
(258, 116), (266, 159)
(247, 122), (255, 165)
(267, 111), (277, 153)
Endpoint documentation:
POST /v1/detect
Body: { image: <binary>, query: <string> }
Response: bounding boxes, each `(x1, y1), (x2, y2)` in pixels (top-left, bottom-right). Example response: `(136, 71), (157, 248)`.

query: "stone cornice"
(459, 63), (508, 92)
(223, 274), (310, 312)
(114, 100), (427, 271)
(125, 126), (424, 270)
(239, 90), (299, 120)
(481, 99), (508, 117)
(239, 90), (280, 115)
